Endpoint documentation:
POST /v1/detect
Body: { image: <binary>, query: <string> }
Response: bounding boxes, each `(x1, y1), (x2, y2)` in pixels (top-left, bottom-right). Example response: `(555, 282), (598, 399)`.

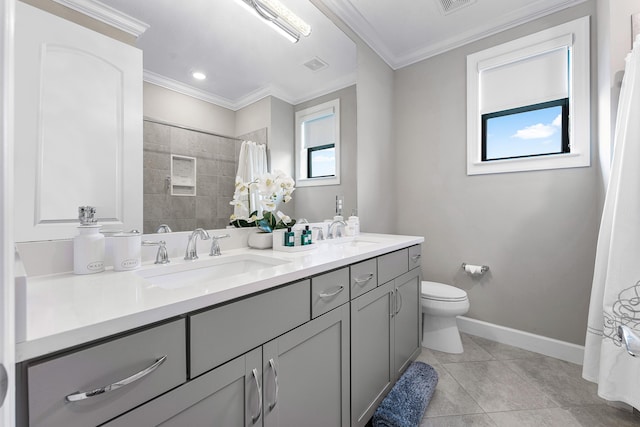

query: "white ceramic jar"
(73, 225), (105, 274)
(112, 232), (142, 271)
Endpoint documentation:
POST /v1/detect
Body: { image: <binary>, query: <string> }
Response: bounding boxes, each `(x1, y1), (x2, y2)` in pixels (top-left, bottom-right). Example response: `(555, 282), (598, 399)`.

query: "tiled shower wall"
(143, 120), (267, 234)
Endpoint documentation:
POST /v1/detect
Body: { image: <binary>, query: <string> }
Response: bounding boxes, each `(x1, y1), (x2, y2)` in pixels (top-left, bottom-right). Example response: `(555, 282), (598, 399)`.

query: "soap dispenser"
(73, 206), (105, 274)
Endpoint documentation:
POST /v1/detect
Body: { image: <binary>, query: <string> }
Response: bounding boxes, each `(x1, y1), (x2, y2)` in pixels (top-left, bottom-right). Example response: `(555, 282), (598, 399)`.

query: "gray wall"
(293, 85), (357, 221)
(356, 43), (396, 233)
(393, 1), (599, 345)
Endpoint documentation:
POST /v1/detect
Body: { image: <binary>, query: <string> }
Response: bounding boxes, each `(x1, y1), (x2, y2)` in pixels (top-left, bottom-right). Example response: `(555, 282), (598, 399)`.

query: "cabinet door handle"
(65, 355), (167, 402)
(251, 368), (262, 424)
(318, 285), (344, 299)
(268, 358), (279, 411)
(390, 291), (395, 318)
(395, 288), (403, 315)
(411, 254), (422, 262)
(354, 273), (374, 286)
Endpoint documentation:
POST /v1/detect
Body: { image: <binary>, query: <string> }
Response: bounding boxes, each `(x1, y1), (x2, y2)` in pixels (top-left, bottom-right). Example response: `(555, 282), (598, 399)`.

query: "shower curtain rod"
(143, 117), (255, 142)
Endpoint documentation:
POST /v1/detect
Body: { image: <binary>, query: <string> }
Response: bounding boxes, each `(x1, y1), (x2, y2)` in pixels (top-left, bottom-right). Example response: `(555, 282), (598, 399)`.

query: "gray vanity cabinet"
(263, 303), (350, 427)
(350, 281), (395, 427)
(106, 305), (350, 427)
(350, 246), (422, 427)
(392, 268), (422, 378)
(103, 347), (263, 427)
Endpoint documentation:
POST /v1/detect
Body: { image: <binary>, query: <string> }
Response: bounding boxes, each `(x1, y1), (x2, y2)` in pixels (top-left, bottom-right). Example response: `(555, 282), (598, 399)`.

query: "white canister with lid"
(112, 231), (142, 271)
(74, 225), (105, 274)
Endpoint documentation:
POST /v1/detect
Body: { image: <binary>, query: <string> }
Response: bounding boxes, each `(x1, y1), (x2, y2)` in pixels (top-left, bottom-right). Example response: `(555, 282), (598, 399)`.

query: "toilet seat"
(421, 281), (468, 302)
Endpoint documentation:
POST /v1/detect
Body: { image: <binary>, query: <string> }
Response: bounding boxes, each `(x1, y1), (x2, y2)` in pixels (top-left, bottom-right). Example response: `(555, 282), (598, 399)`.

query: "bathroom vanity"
(15, 234), (423, 427)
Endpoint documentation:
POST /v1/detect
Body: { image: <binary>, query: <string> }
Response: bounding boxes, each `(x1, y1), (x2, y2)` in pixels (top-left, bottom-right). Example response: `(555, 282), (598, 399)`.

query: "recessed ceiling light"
(192, 71), (206, 80)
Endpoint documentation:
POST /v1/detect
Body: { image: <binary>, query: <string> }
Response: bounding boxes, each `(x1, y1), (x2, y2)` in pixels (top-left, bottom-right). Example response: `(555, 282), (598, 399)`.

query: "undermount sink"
(325, 236), (381, 248)
(136, 254), (290, 290)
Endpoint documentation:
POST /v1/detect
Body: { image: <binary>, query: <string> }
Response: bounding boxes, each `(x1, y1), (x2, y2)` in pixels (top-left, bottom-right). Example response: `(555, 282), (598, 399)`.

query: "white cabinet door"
(0, 0), (15, 425)
(14, 2), (142, 241)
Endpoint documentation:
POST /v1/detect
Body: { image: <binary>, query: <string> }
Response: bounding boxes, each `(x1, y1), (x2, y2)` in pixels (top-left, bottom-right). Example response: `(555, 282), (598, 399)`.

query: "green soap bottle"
(284, 227), (295, 247)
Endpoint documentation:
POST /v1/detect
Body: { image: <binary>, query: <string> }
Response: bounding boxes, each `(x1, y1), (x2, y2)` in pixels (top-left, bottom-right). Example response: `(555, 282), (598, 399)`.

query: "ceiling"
(75, 0), (587, 110)
(96, 0), (357, 110)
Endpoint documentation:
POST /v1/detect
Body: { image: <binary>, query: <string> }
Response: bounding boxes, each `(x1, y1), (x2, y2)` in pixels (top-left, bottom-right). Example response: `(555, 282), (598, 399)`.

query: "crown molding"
(143, 70), (238, 111)
(51, 0), (149, 37)
(144, 70), (357, 111)
(322, 0), (588, 70)
(393, 0), (589, 69)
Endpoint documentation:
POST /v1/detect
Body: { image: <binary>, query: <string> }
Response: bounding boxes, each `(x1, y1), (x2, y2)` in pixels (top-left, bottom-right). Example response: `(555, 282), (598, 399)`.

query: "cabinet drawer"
(378, 248), (409, 284)
(408, 245), (422, 270)
(190, 280), (310, 378)
(350, 258), (378, 299)
(27, 319), (186, 427)
(311, 267), (350, 318)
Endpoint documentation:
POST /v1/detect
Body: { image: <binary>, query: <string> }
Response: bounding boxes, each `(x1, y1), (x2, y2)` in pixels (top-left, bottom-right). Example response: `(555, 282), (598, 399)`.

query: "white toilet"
(421, 281), (470, 354)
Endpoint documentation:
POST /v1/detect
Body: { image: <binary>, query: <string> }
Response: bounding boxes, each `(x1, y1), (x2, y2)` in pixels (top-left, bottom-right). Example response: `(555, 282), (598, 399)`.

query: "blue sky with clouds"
(485, 105), (563, 160)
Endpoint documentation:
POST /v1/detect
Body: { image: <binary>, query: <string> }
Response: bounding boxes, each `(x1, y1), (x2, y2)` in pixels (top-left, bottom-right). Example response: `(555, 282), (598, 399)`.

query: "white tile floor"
(417, 334), (640, 426)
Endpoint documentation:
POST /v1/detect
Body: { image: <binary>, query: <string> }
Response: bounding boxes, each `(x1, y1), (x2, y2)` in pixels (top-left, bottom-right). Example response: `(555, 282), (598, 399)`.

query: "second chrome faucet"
(185, 228), (231, 260)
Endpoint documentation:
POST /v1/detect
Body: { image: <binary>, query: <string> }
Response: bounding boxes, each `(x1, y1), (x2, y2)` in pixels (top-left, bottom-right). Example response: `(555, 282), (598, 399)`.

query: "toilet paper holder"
(461, 263), (489, 274)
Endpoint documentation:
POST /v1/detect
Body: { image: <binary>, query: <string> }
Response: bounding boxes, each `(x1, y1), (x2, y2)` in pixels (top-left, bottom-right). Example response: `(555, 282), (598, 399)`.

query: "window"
(295, 99), (340, 186)
(482, 98), (569, 161)
(308, 144), (335, 178)
(467, 16), (590, 175)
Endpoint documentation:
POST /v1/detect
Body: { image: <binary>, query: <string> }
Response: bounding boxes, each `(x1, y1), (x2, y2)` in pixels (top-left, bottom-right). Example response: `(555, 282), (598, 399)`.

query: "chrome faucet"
(155, 224), (172, 233)
(209, 234), (231, 256)
(184, 228), (211, 260)
(142, 240), (170, 264)
(328, 220), (347, 239)
(312, 226), (324, 241)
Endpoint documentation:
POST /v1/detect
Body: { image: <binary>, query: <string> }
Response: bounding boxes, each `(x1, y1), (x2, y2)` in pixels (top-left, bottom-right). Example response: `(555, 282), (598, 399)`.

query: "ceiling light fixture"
(192, 71), (207, 80)
(234, 0), (311, 43)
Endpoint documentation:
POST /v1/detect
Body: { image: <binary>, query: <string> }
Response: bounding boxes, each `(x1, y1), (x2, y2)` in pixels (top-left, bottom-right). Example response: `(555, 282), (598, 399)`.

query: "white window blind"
(302, 110), (335, 148)
(479, 35), (571, 114)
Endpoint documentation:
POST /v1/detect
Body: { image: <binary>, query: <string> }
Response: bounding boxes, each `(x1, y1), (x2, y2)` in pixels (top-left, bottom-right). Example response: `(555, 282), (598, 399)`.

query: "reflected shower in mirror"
(143, 119), (267, 233)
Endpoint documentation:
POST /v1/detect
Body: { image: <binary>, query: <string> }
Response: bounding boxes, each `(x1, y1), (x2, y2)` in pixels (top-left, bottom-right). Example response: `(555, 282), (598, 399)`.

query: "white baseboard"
(457, 316), (585, 365)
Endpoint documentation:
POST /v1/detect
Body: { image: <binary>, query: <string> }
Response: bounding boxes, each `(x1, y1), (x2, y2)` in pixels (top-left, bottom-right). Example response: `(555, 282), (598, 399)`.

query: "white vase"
(248, 231), (273, 249)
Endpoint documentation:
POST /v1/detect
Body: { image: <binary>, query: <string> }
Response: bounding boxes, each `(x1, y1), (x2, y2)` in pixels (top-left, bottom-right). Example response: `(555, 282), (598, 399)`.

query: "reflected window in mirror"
(295, 99), (340, 186)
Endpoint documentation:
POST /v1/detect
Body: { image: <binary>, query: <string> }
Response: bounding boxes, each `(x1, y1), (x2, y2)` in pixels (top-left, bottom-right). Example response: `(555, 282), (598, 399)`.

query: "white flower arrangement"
(229, 170), (296, 232)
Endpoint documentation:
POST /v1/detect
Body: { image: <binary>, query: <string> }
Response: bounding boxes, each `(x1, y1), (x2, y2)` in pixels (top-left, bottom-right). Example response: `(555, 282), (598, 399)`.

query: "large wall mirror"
(14, 0), (357, 240)
(100, 0), (358, 234)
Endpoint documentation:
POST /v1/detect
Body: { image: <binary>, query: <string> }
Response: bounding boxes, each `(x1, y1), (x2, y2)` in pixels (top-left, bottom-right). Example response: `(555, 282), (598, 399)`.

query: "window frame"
(481, 97), (570, 161)
(295, 98), (340, 187)
(466, 16), (590, 175)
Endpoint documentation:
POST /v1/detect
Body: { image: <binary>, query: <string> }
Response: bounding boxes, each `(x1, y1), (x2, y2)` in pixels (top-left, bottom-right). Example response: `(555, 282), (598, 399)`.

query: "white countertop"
(16, 233), (423, 362)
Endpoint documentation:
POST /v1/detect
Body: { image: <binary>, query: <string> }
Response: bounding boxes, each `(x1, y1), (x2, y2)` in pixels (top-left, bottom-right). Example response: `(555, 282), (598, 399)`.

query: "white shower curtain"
(583, 36), (640, 409)
(234, 140), (267, 217)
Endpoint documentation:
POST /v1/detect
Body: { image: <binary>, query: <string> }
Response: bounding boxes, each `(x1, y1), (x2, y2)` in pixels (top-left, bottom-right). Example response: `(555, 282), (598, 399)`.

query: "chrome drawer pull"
(251, 368), (262, 424)
(411, 254), (421, 262)
(318, 285), (344, 299)
(268, 358), (279, 411)
(354, 273), (374, 286)
(65, 355), (167, 402)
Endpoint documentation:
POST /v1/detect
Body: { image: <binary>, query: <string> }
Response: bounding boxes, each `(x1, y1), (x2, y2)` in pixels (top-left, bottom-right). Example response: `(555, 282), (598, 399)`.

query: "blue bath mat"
(371, 361), (439, 427)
